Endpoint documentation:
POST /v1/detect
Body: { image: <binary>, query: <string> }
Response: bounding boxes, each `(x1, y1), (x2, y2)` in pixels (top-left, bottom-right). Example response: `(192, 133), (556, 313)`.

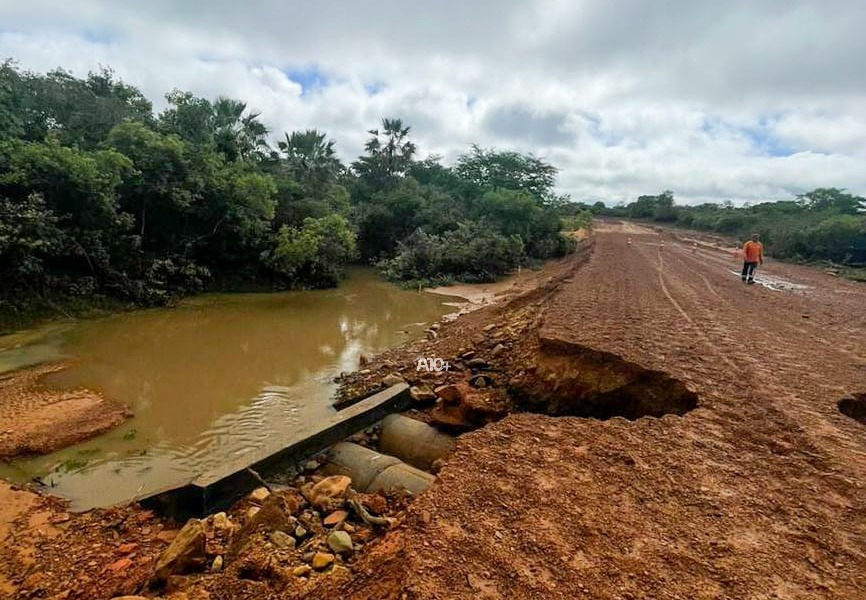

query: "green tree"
(264, 214), (356, 287)
(797, 188), (865, 215)
(455, 145), (558, 202)
(352, 118), (417, 189)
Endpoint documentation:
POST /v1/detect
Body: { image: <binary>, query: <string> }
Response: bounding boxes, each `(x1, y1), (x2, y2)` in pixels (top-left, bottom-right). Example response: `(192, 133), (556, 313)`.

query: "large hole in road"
(509, 338), (698, 420)
(838, 394), (866, 425)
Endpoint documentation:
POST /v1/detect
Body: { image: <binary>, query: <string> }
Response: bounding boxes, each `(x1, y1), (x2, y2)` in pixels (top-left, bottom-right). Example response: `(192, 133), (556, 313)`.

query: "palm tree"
(212, 97), (269, 162)
(278, 129), (342, 198)
(353, 117), (417, 187)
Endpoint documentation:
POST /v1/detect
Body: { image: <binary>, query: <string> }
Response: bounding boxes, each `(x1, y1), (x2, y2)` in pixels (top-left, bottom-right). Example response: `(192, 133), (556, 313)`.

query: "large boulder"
(154, 518), (207, 581)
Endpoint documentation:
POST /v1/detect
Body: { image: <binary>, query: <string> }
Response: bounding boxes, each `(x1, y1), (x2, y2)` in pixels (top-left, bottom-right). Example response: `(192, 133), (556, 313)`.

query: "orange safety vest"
(743, 241), (763, 262)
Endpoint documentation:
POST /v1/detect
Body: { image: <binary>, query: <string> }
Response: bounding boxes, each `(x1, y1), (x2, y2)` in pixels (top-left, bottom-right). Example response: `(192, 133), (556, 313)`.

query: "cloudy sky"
(2, 0), (865, 204)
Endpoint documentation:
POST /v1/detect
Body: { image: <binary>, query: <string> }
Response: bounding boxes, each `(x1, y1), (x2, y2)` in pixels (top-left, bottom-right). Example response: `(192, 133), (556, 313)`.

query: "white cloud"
(2, 0), (865, 204)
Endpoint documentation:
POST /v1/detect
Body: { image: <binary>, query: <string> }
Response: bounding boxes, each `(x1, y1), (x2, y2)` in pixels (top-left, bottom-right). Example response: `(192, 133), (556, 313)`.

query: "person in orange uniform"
(741, 234), (764, 284)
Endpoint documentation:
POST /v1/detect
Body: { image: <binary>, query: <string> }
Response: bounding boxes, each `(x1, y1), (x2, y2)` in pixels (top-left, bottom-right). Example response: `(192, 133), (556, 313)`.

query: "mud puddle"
(727, 269), (811, 293)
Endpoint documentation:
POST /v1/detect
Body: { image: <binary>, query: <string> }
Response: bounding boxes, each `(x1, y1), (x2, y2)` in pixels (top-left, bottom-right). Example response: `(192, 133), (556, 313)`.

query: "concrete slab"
(140, 383), (411, 519)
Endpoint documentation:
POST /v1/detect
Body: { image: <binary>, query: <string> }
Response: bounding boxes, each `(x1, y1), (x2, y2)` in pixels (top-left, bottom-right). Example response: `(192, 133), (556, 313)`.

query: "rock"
(343, 523), (356, 533)
(327, 530), (354, 554)
(410, 385), (437, 405)
(469, 374), (494, 388)
(323, 510), (349, 526)
(430, 323), (440, 331)
(426, 329), (438, 340)
(249, 487), (271, 503)
(246, 506), (260, 520)
(331, 564), (351, 578)
(382, 373), (404, 387)
(211, 555), (223, 572)
(117, 542), (138, 554)
(302, 459), (319, 471)
(111, 597), (149, 600)
(211, 512), (233, 533)
(491, 343), (506, 357)
(108, 557), (132, 572)
(294, 525), (308, 538)
(312, 552), (335, 570)
(157, 529), (180, 542)
(293, 564), (312, 577)
(359, 354), (369, 366)
(459, 350), (475, 360)
(269, 530), (296, 549)
(154, 518), (207, 581)
(302, 475), (352, 510)
(483, 323), (497, 332)
(466, 357), (488, 369)
(435, 383), (467, 405)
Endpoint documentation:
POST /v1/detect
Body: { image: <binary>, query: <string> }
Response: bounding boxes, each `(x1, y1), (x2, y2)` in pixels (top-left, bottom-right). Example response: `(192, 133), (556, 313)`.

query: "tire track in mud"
(652, 244), (739, 372)
(655, 240), (866, 470)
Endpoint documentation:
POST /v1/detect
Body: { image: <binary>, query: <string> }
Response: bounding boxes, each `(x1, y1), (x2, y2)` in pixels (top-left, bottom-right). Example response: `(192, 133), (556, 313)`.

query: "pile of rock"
(147, 474), (404, 596)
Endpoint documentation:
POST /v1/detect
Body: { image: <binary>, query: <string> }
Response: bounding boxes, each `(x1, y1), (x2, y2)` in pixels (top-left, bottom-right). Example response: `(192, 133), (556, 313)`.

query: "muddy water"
(0, 269), (453, 510)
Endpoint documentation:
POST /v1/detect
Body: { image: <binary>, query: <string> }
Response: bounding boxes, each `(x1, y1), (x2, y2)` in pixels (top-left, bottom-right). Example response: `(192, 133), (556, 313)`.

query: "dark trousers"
(742, 261), (757, 282)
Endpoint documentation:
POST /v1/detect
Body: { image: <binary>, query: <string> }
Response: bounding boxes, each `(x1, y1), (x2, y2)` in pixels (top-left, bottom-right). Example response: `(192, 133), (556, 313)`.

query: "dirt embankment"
(0, 363), (131, 460)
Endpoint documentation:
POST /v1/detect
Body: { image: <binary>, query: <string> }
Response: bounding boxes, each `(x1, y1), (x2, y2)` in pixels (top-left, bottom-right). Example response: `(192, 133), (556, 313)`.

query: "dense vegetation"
(599, 189), (866, 265)
(0, 62), (576, 324)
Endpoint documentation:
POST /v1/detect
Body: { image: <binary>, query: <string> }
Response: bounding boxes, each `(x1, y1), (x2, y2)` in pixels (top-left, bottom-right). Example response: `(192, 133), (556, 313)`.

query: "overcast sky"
(2, 0), (865, 204)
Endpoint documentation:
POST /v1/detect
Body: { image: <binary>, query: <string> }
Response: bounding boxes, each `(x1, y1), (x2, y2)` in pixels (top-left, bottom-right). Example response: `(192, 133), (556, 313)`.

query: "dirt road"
(319, 221), (866, 599)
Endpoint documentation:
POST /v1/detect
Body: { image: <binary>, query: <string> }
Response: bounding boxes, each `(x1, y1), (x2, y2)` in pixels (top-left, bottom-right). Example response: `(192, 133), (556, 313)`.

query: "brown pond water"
(0, 269), (454, 510)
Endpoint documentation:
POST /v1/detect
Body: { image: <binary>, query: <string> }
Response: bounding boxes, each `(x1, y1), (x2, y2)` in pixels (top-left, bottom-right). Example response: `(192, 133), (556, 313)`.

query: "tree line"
(595, 189), (866, 266)
(0, 61), (576, 324)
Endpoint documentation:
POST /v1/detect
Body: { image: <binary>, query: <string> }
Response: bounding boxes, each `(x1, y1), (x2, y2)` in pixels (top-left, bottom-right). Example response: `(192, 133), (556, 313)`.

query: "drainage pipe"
(323, 442), (435, 495)
(378, 414), (456, 471)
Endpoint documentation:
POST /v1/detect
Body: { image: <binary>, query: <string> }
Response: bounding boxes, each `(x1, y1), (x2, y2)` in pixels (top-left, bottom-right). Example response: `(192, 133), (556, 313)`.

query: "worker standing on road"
(741, 234), (764, 284)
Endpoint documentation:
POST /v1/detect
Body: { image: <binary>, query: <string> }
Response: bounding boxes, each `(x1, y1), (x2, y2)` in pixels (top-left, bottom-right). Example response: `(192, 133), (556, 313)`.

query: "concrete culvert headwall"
(510, 337), (699, 420)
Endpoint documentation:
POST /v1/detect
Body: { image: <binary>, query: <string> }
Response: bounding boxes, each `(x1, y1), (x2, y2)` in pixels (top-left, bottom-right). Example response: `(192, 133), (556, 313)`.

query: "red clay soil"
(308, 220), (866, 599)
(0, 363), (131, 459)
